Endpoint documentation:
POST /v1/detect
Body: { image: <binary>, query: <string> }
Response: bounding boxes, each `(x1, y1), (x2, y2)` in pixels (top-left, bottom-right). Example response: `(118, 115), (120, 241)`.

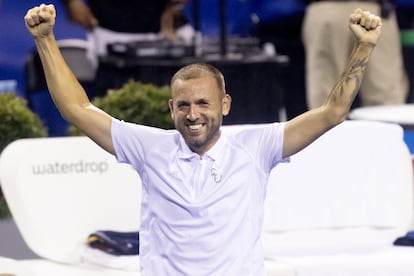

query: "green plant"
(0, 92), (48, 219)
(69, 80), (174, 135)
(0, 93), (48, 150)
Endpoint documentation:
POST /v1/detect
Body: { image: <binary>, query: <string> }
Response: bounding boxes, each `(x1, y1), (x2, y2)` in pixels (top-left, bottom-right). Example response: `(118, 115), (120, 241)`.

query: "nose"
(186, 104), (199, 121)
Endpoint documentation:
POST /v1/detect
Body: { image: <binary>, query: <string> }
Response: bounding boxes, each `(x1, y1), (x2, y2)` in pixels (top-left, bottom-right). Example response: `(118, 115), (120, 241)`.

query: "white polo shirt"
(111, 118), (286, 275)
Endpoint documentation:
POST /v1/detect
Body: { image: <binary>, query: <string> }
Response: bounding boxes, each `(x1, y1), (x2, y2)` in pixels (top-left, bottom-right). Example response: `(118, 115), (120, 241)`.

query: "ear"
(168, 99), (174, 120)
(222, 94), (232, 116)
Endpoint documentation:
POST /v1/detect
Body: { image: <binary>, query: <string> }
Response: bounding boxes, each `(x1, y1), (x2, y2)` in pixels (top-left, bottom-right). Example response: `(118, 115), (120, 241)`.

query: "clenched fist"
(24, 4), (56, 38)
(349, 8), (382, 45)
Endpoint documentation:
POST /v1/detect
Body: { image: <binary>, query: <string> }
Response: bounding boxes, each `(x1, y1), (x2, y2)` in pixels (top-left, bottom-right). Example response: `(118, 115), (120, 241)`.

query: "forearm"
(322, 41), (375, 122)
(34, 34), (91, 122)
(282, 9), (381, 158)
(283, 42), (375, 158)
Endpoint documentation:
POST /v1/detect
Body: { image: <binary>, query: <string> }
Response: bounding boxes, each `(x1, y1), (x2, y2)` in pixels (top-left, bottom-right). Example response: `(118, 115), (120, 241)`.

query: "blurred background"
(1, 0), (414, 136)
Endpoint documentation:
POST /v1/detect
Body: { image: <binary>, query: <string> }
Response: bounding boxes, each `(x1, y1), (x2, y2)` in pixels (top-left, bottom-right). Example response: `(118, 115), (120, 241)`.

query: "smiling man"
(169, 64), (232, 155)
(24, 4), (382, 275)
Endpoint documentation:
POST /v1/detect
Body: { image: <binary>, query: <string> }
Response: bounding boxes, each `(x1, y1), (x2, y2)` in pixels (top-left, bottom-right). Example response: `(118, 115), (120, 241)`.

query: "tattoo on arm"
(327, 56), (368, 107)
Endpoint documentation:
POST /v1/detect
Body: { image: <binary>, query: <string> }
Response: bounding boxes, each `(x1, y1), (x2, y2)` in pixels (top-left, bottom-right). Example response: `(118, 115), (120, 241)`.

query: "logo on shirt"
(211, 168), (222, 183)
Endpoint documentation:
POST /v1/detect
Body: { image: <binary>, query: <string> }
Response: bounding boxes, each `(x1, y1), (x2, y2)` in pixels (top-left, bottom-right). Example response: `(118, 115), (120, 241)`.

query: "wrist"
(352, 41), (376, 60)
(356, 41), (377, 49)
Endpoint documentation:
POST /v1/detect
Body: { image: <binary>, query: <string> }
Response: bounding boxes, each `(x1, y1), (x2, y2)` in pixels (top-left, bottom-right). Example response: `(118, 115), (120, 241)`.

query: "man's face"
(169, 76), (231, 155)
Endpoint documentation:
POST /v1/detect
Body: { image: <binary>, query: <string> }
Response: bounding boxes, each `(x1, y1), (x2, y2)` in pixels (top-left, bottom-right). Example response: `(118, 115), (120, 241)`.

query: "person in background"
(61, 0), (193, 96)
(301, 0), (408, 109)
(25, 4), (381, 275)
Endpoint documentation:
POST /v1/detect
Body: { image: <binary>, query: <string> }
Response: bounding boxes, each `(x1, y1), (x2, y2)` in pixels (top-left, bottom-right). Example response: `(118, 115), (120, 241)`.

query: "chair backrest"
(349, 104), (414, 129)
(262, 120), (414, 256)
(0, 136), (141, 264)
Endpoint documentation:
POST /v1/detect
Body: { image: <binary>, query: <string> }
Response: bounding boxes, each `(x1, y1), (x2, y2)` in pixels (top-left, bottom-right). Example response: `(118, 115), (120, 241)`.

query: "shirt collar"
(177, 129), (227, 161)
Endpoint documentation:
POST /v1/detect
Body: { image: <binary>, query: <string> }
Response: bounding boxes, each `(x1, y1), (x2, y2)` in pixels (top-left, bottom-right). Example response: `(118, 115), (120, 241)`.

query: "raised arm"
(282, 9), (382, 158)
(24, 4), (115, 154)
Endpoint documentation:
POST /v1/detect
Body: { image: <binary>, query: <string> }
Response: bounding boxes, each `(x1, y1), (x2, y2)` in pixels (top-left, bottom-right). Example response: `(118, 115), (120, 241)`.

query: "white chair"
(262, 120), (414, 276)
(349, 104), (414, 157)
(349, 104), (414, 128)
(0, 136), (140, 275)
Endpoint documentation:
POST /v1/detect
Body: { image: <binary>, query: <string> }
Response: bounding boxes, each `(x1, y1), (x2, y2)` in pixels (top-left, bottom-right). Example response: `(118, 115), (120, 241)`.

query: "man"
(24, 4), (381, 275)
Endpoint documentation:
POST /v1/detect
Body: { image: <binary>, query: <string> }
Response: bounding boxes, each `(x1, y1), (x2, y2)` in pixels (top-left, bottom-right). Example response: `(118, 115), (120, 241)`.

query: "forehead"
(171, 76), (221, 100)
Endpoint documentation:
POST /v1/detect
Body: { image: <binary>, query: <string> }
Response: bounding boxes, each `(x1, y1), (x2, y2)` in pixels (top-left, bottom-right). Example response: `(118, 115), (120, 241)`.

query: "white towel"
(80, 246), (140, 272)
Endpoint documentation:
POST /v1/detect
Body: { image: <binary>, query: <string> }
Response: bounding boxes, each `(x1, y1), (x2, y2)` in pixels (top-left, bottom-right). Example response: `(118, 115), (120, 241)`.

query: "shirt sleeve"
(111, 118), (169, 173)
(233, 122), (289, 173)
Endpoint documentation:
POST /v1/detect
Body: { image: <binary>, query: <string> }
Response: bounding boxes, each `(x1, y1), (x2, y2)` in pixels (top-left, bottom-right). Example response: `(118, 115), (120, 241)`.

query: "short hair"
(171, 63), (226, 95)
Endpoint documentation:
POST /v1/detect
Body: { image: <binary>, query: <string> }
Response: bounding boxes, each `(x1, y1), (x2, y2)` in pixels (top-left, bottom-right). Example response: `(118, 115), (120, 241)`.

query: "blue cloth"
(87, 230), (139, 256)
(394, 231), (414, 246)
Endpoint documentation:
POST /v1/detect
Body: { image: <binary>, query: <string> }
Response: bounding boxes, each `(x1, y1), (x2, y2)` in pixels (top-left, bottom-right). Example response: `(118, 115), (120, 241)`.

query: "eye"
(177, 102), (190, 111)
(197, 100), (209, 107)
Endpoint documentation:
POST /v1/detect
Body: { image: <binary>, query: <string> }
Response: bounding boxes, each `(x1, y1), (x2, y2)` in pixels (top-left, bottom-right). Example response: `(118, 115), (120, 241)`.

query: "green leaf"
(0, 92), (47, 219)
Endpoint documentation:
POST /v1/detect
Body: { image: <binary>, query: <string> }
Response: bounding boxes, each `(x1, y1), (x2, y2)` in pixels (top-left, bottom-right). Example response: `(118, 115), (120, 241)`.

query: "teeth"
(189, 124), (202, 130)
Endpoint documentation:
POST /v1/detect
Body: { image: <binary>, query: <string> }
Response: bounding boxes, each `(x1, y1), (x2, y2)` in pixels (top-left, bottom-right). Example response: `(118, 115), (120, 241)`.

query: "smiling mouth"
(187, 123), (204, 131)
